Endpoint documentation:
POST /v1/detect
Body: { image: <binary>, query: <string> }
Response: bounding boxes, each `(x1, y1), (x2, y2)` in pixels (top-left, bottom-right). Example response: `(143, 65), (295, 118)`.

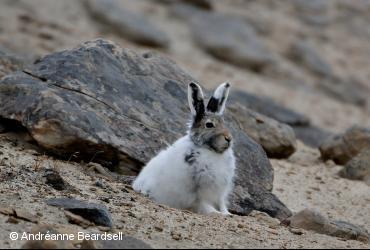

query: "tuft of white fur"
(132, 135), (236, 215)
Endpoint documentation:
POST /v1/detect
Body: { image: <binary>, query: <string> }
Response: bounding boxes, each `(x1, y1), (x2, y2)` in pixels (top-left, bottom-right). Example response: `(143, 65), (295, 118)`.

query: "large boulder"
(293, 125), (333, 148)
(288, 40), (369, 107)
(0, 39), (290, 220)
(171, 4), (275, 72)
(228, 103), (297, 159)
(0, 49), (27, 132)
(320, 126), (370, 165)
(230, 90), (309, 127)
(318, 76), (369, 107)
(288, 40), (333, 79)
(292, 0), (332, 27)
(230, 90), (333, 148)
(85, 0), (170, 48)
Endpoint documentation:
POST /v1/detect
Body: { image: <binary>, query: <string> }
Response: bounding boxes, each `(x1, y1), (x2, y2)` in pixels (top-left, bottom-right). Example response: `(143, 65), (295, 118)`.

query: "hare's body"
(133, 135), (235, 214)
(133, 82), (236, 215)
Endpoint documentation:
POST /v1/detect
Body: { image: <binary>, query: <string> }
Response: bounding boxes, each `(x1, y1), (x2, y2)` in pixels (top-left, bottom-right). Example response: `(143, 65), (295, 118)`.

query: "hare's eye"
(205, 122), (215, 128)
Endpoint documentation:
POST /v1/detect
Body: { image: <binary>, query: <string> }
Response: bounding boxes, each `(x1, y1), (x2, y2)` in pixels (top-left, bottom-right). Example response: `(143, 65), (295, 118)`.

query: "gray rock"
(161, 0), (212, 10)
(46, 198), (113, 228)
(293, 0), (332, 27)
(340, 148), (370, 184)
(0, 39), (290, 220)
(288, 40), (333, 78)
(320, 126), (370, 165)
(181, 0), (212, 10)
(230, 90), (331, 148)
(289, 41), (369, 107)
(293, 0), (330, 13)
(85, 0), (169, 48)
(192, 15), (275, 72)
(230, 90), (310, 126)
(318, 76), (369, 107)
(81, 237), (152, 249)
(0, 123), (5, 133)
(229, 103), (297, 159)
(171, 4), (275, 72)
(284, 209), (369, 243)
(230, 189), (292, 221)
(42, 168), (73, 191)
(286, 208), (329, 233)
(293, 125), (333, 148)
(329, 220), (370, 243)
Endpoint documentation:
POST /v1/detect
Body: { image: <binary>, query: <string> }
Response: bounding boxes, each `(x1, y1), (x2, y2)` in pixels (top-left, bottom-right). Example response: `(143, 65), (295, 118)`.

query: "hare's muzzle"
(207, 130), (232, 153)
(223, 130), (232, 144)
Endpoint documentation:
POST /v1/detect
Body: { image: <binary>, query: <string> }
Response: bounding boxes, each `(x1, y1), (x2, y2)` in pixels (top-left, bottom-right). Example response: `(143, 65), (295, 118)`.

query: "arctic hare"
(133, 82), (235, 215)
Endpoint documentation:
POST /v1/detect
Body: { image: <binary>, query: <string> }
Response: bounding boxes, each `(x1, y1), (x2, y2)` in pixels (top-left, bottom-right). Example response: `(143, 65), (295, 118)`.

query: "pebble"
(171, 231), (182, 241)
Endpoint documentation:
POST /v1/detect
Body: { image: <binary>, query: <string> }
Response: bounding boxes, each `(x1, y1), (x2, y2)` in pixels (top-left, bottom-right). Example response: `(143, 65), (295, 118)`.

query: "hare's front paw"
(196, 202), (219, 215)
(221, 210), (232, 216)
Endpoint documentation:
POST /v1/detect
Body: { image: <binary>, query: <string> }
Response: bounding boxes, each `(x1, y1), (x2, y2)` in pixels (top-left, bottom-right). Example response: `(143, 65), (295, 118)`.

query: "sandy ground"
(0, 133), (369, 249)
(0, 0), (370, 248)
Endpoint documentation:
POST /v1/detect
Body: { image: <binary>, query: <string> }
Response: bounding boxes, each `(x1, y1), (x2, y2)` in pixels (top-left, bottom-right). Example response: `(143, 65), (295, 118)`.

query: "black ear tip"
(225, 82), (230, 88)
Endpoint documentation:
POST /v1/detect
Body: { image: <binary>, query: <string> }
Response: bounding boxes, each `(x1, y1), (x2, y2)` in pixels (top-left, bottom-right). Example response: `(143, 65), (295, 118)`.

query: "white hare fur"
(133, 82), (236, 215)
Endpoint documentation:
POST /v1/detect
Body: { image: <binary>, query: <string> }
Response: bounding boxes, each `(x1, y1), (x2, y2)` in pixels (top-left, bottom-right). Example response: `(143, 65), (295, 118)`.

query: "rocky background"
(0, 0), (369, 249)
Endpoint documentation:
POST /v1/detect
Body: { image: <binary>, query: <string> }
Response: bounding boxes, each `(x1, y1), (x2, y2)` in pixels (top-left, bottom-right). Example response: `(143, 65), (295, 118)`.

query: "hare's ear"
(207, 82), (230, 115)
(188, 82), (205, 121)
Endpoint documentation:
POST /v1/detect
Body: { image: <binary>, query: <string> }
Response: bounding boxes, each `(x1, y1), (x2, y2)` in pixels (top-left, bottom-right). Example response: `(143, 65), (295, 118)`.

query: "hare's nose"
(224, 135), (232, 143)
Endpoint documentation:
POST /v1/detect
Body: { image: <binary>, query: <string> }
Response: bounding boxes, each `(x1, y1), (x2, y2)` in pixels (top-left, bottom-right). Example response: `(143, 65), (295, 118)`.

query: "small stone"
(266, 228), (279, 235)
(43, 168), (70, 191)
(171, 231), (182, 241)
(14, 208), (38, 223)
(46, 198), (113, 228)
(340, 149), (370, 183)
(289, 227), (305, 235)
(154, 225), (164, 232)
(0, 206), (14, 216)
(127, 211), (137, 218)
(285, 209), (370, 242)
(96, 226), (111, 232)
(24, 149), (40, 156)
(95, 179), (104, 188)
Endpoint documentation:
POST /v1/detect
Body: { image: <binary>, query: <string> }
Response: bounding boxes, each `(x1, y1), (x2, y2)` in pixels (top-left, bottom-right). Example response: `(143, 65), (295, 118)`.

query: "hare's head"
(188, 82), (232, 154)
